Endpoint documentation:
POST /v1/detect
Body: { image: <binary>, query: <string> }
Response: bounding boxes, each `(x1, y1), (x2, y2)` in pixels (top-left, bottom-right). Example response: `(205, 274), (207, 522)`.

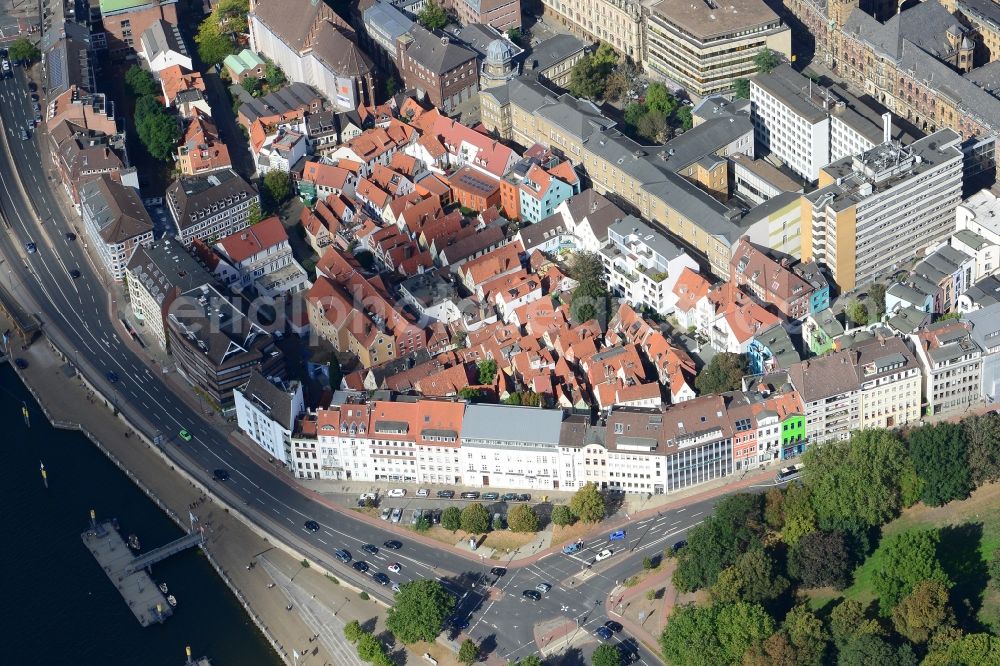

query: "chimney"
(882, 112), (891, 144)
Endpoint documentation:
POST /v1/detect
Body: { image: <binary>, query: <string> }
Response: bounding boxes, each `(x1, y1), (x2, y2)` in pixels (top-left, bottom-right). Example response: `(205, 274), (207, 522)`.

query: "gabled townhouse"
(47, 119), (126, 207)
(177, 109), (232, 176)
(223, 49), (266, 84)
(255, 128), (308, 174)
(370, 165), (415, 199)
(703, 283), (782, 355)
(910, 321), (983, 416)
(672, 267), (714, 332)
(159, 65), (209, 115)
(407, 108), (519, 178)
(234, 371), (305, 465)
(399, 271), (465, 325)
(889, 244), (976, 315)
(459, 240), (524, 297)
(214, 216), (310, 296)
(299, 199), (341, 253)
(139, 19), (191, 75)
(803, 308), (844, 356)
(518, 161), (580, 224)
(395, 25), (479, 114)
(298, 160), (358, 203)
(327, 121), (416, 177)
(448, 166), (502, 212)
(354, 177), (393, 218)
(747, 321), (800, 375)
(729, 237), (826, 319)
(79, 175), (154, 281)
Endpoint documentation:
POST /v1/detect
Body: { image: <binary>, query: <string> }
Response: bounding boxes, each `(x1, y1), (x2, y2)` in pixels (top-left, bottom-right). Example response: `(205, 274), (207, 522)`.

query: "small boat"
(158, 583), (168, 594)
(167, 595), (177, 607)
(127, 534), (140, 550)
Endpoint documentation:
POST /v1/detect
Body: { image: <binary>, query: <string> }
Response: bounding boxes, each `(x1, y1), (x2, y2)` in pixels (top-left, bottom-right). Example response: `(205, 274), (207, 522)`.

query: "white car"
(388, 488), (407, 498)
(380, 507), (391, 520)
(595, 549), (613, 562)
(416, 488), (429, 497)
(388, 563), (401, 573)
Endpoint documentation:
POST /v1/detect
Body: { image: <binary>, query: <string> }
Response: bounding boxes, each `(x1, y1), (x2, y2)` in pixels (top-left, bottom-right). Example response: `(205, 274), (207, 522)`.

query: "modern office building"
(800, 130), (964, 291)
(645, 0), (790, 98)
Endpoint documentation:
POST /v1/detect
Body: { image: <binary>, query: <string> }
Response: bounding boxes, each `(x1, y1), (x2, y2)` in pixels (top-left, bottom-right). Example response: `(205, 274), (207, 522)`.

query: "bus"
(775, 463), (804, 483)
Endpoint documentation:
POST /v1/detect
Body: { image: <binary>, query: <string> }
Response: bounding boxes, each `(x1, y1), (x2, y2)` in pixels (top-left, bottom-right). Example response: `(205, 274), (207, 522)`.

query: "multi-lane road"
(0, 67), (720, 664)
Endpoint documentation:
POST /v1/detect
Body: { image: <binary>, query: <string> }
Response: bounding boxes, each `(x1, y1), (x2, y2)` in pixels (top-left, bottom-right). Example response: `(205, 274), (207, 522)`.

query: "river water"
(0, 365), (282, 666)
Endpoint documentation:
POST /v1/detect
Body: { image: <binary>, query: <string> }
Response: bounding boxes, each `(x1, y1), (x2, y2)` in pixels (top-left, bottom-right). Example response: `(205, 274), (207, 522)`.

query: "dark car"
(490, 567), (507, 577)
(671, 539), (688, 553)
(436, 489), (455, 499)
(29, 93), (38, 101)
(304, 520), (320, 532)
(618, 645), (640, 664)
(13, 358), (28, 369)
(64, 232), (76, 241)
(595, 626), (613, 640)
(604, 620), (623, 633)
(352, 561), (369, 573)
(362, 544), (379, 556)
(24, 241), (36, 253)
(27, 81), (36, 92)
(383, 540), (402, 550)
(450, 617), (469, 630)
(482, 492), (499, 501)
(429, 508), (442, 524)
(461, 491), (480, 500)
(106, 371), (119, 383)
(69, 269), (81, 279)
(522, 590), (541, 601)
(516, 494), (531, 502)
(373, 572), (390, 585)
(334, 549), (352, 563)
(212, 469), (230, 481)
(501, 493), (517, 501)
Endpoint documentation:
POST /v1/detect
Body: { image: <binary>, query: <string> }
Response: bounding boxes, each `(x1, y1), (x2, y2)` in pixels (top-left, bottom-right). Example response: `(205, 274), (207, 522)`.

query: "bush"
(415, 516), (432, 532)
(642, 557), (655, 571)
(458, 638), (479, 665)
(442, 506), (462, 532)
(359, 591), (370, 600)
(344, 619), (364, 643)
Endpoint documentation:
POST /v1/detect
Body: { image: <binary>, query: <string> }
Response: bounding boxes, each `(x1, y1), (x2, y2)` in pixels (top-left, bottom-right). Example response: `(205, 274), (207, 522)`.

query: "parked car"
(304, 520), (320, 533)
(334, 549), (352, 563)
(522, 590), (541, 601)
(390, 508), (402, 523)
(391, 583), (401, 593)
(671, 539), (687, 553)
(373, 572), (390, 586)
(604, 620), (623, 633)
(436, 489), (455, 499)
(501, 493), (517, 501)
(383, 540), (402, 550)
(461, 491), (480, 500)
(416, 488), (429, 497)
(380, 507), (391, 520)
(535, 583), (551, 594)
(516, 494), (531, 502)
(387, 488), (406, 498)
(362, 544), (378, 556)
(609, 530), (626, 541)
(482, 492), (499, 500)
(595, 549), (613, 562)
(429, 509), (442, 524)
(410, 509), (423, 525)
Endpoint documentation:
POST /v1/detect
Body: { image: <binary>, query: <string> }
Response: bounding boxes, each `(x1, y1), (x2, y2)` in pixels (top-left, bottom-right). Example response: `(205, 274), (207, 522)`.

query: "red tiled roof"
(216, 216), (288, 263)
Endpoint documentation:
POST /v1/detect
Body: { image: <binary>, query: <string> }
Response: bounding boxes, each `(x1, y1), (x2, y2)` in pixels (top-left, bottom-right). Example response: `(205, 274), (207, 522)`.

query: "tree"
(964, 414), (1000, 485)
(508, 657), (543, 666)
(838, 634), (917, 666)
(262, 170), (293, 209)
(386, 579), (456, 643)
(442, 506), (462, 532)
(673, 493), (764, 592)
(674, 106), (693, 131)
(780, 482), (817, 544)
(990, 548), (1000, 590)
(907, 422), (971, 506)
(734, 78), (751, 99)
(569, 251), (607, 325)
(869, 283), (886, 319)
(344, 619), (364, 643)
(551, 504), (575, 527)
(8, 37), (40, 64)
(458, 387), (485, 402)
(695, 352), (749, 395)
(846, 300), (868, 326)
(385, 75), (398, 99)
(477, 359), (497, 384)
(635, 112), (668, 143)
(871, 529), (950, 614)
(569, 482), (605, 523)
(829, 599), (882, 647)
(591, 643), (622, 666)
(891, 579), (955, 644)
(659, 604), (729, 666)
(242, 75), (262, 96)
(645, 83), (678, 117)
(417, 0), (449, 30)
(507, 504), (539, 533)
(506, 27), (523, 46)
(125, 65), (158, 97)
(781, 605), (827, 666)
(357, 632), (392, 665)
(265, 62), (286, 87)
(788, 530), (851, 589)
(247, 202), (263, 225)
(458, 638), (479, 665)
(715, 602), (775, 663)
(923, 633), (1000, 666)
(460, 503), (490, 534)
(134, 97), (180, 161)
(195, 20), (235, 66)
(214, 0), (250, 34)
(763, 487), (785, 532)
(803, 429), (911, 530)
(711, 547), (788, 604)
(754, 47), (779, 74)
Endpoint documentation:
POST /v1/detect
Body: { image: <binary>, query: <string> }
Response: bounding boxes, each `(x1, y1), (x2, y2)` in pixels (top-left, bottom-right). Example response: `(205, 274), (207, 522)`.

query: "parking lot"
(363, 488), (552, 530)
